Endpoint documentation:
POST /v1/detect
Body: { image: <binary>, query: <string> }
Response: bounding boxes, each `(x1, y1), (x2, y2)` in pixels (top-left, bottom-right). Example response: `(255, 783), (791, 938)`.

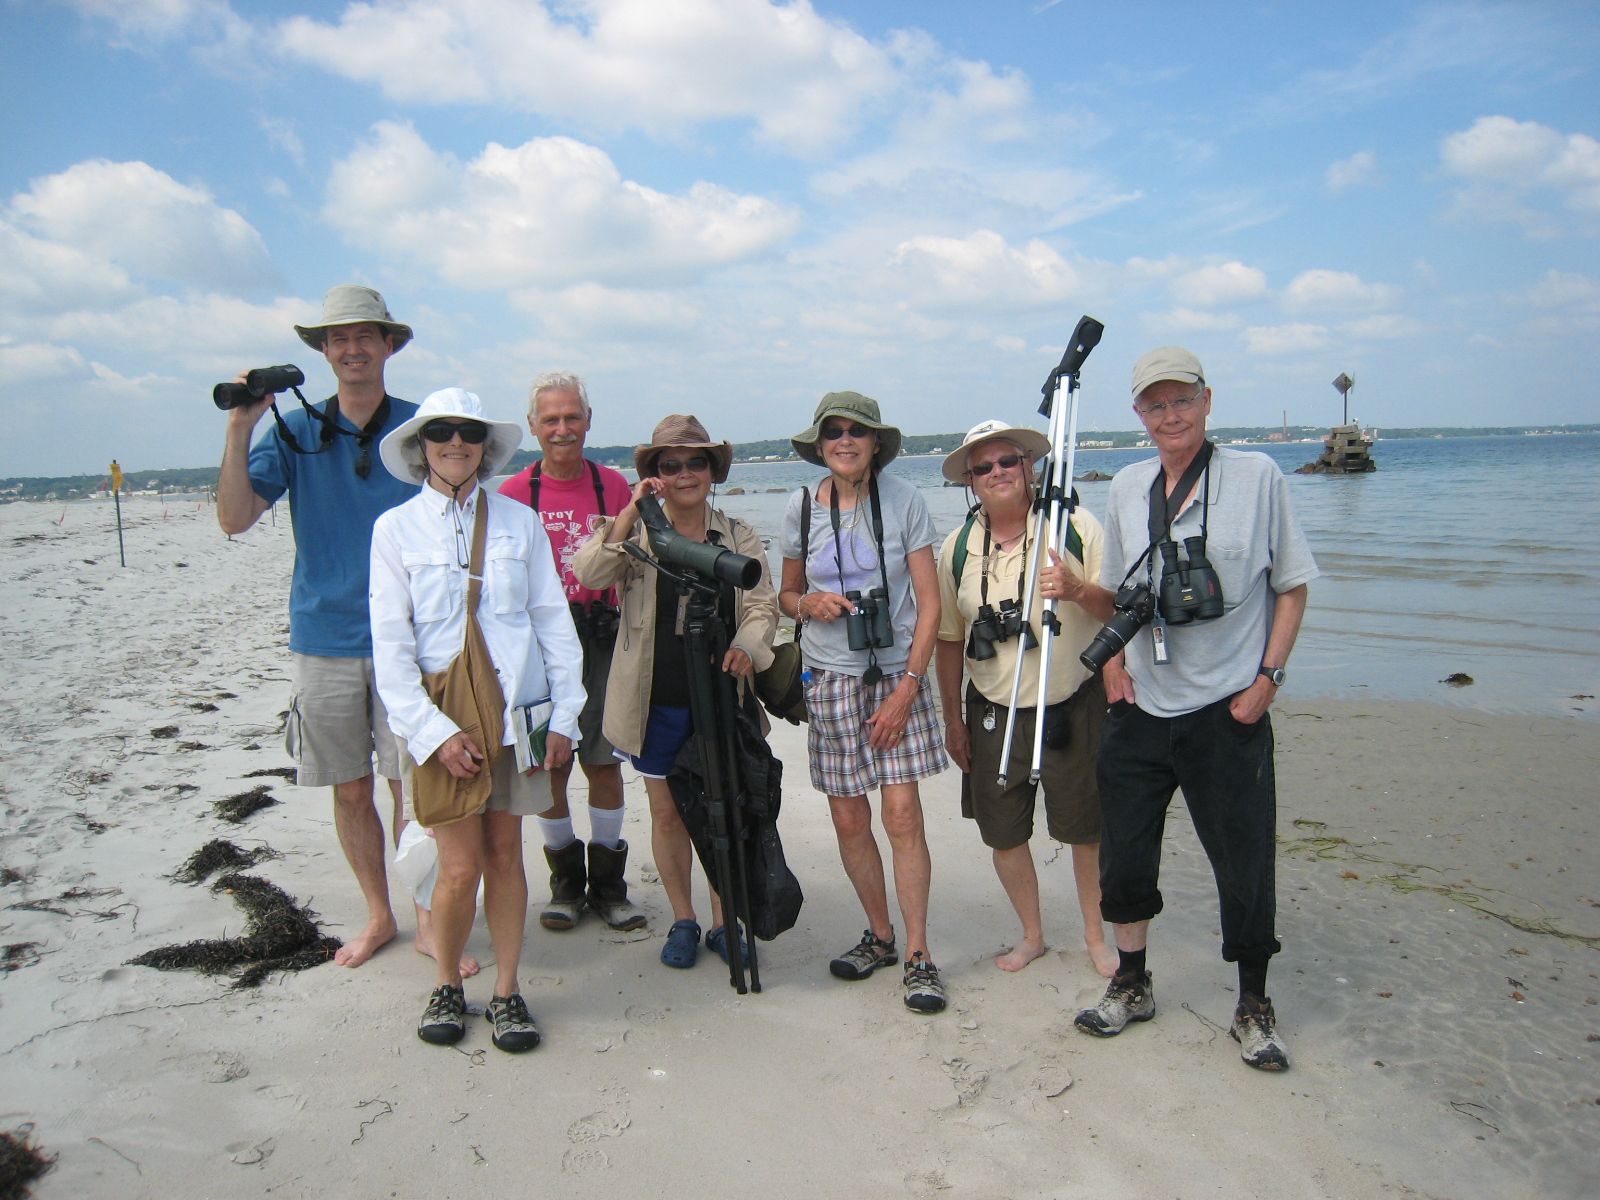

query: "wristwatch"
(1258, 666), (1286, 686)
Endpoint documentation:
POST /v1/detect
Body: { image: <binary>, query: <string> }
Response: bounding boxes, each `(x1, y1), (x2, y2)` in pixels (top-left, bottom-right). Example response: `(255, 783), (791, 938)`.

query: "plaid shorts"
(804, 668), (947, 797)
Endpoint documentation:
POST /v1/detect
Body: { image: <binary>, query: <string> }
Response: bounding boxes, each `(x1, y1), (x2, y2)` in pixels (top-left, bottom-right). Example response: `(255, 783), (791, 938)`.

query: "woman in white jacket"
(370, 388), (584, 1053)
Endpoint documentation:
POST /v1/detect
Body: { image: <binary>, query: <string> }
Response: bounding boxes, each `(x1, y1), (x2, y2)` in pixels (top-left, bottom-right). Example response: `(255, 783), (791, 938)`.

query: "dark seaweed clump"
(2, 943), (43, 974)
(241, 766), (296, 781)
(0, 1126), (56, 1200)
(126, 873), (341, 988)
(212, 785), (279, 823)
(171, 840), (281, 885)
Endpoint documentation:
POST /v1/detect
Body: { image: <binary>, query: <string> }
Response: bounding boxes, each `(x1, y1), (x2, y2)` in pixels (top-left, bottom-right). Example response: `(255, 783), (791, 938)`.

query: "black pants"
(1095, 698), (1281, 964)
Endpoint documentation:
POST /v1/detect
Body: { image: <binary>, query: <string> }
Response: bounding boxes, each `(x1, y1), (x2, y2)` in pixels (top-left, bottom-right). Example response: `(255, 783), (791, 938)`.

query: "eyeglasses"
(821, 423), (873, 441)
(1136, 391), (1204, 418)
(421, 421), (490, 444)
(656, 455), (710, 476)
(969, 453), (1024, 477)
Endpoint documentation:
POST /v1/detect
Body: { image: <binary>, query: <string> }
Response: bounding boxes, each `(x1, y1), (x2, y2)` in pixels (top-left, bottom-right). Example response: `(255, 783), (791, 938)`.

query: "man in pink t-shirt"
(501, 372), (642, 934)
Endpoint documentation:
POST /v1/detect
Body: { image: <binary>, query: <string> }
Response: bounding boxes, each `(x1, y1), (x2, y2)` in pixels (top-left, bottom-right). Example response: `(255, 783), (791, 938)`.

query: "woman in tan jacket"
(572, 415), (777, 970)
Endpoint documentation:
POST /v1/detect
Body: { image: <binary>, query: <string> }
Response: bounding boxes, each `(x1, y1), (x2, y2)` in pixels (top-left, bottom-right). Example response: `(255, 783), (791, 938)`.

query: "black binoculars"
(967, 599), (1038, 661)
(571, 599), (620, 649)
(845, 587), (894, 652)
(1157, 537), (1224, 625)
(213, 364), (305, 411)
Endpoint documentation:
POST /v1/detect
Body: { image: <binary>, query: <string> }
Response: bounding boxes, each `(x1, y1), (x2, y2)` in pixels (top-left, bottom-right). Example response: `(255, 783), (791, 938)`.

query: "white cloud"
(1284, 269), (1399, 312)
(1512, 269), (1599, 309)
(1172, 261), (1268, 307)
(274, 0), (896, 157)
(885, 229), (1078, 310)
(1440, 116), (1600, 231)
(322, 122), (800, 289)
(1338, 314), (1425, 340)
(8, 160), (275, 291)
(1150, 308), (1245, 333)
(60, 0), (242, 41)
(0, 340), (89, 386)
(507, 283), (705, 340)
(1325, 150), (1377, 192)
(1243, 323), (1329, 354)
(0, 219), (140, 313)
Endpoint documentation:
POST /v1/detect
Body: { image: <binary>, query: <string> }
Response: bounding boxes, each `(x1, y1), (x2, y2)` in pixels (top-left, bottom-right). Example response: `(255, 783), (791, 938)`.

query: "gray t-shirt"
(1100, 446), (1318, 717)
(781, 472), (939, 677)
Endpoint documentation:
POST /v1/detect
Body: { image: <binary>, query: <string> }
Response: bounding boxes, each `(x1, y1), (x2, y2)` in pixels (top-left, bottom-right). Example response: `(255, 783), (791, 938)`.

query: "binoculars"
(1157, 537), (1224, 624)
(967, 599), (1038, 661)
(845, 587), (894, 652)
(213, 364), (305, 411)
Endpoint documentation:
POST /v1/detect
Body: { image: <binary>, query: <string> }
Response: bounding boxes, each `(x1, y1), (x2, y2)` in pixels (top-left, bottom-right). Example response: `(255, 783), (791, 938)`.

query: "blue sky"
(2, 0), (1597, 477)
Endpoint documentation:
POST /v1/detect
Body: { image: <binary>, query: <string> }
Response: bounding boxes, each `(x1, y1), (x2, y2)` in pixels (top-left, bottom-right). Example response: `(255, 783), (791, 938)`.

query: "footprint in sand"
(561, 1146), (609, 1174)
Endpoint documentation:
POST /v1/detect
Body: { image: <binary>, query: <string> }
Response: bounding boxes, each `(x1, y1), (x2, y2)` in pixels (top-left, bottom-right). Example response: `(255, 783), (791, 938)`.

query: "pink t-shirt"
(500, 460), (634, 606)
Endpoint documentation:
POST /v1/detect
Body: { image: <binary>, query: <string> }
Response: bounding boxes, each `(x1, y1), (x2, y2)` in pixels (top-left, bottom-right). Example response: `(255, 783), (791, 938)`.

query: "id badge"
(1150, 616), (1171, 666)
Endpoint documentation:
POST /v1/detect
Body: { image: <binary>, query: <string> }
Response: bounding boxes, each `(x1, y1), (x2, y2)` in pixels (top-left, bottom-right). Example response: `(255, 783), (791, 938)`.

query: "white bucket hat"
(940, 419), (1051, 483)
(379, 388), (522, 484)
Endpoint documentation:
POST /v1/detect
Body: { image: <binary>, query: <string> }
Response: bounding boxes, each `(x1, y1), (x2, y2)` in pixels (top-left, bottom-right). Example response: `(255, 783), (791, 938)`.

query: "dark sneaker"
(486, 993), (542, 1054)
(418, 983), (467, 1045)
(1073, 970), (1155, 1037)
(902, 952), (947, 1014)
(829, 928), (898, 980)
(1231, 993), (1289, 1070)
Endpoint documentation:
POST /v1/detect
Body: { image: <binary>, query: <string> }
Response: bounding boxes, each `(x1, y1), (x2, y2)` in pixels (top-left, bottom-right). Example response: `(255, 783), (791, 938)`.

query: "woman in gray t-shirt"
(777, 391), (949, 1016)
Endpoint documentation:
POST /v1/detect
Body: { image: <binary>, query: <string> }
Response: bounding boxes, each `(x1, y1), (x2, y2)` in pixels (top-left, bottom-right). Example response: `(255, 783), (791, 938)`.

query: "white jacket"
(370, 484), (584, 767)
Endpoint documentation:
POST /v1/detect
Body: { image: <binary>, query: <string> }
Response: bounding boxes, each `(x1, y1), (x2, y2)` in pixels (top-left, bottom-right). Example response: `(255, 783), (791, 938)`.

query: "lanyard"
(977, 518), (1029, 611)
(528, 459), (607, 515)
(828, 472), (892, 601)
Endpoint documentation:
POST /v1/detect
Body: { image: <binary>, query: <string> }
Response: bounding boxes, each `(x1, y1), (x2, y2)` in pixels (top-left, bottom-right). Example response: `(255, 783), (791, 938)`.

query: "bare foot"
(414, 905), (482, 978)
(996, 939), (1047, 972)
(334, 914), (398, 967)
(1087, 940), (1119, 978)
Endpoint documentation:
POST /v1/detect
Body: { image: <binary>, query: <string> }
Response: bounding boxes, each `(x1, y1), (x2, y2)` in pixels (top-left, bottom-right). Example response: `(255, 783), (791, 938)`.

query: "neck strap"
(529, 458), (606, 515)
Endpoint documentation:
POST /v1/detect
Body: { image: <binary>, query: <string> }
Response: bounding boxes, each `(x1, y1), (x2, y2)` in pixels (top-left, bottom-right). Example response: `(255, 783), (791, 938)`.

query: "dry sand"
(1, 498), (1596, 1199)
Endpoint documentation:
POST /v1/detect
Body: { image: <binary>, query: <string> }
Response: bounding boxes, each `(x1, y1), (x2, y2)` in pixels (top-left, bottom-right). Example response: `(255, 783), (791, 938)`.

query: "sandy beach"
(1, 498), (1596, 1200)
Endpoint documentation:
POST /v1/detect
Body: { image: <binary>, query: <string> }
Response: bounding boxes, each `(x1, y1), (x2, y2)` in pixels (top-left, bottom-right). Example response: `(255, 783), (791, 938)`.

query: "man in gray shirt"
(1071, 346), (1316, 1070)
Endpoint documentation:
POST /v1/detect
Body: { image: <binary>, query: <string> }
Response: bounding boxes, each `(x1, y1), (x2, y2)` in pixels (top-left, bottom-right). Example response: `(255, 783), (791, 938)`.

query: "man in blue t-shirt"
(217, 285), (460, 974)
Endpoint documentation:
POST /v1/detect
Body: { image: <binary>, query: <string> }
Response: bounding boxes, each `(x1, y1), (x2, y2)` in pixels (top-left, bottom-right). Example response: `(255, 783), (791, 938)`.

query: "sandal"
(660, 919), (701, 969)
(705, 925), (749, 967)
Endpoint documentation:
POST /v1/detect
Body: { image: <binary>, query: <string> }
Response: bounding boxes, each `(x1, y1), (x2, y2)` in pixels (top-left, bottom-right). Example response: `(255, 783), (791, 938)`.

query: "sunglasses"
(969, 453), (1024, 477)
(821, 423), (873, 441)
(420, 420), (490, 444)
(656, 455), (711, 476)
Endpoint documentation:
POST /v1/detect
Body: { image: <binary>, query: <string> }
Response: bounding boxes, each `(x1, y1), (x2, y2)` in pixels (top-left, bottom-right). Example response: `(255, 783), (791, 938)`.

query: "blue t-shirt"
(247, 395), (418, 657)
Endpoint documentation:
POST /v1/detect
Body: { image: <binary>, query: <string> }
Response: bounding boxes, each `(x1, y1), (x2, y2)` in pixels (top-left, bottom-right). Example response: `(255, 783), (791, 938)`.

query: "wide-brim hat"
(940, 419), (1051, 483)
(1131, 345), (1204, 399)
(790, 391), (902, 468)
(295, 284), (414, 354)
(633, 414), (733, 483)
(379, 388), (522, 485)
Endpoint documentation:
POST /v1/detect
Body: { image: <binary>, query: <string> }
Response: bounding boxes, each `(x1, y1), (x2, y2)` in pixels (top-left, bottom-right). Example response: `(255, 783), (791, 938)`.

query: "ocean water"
(699, 433), (1600, 722)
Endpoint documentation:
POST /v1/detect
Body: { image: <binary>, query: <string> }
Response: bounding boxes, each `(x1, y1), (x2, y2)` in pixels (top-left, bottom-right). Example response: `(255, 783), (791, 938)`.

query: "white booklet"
(511, 698), (554, 773)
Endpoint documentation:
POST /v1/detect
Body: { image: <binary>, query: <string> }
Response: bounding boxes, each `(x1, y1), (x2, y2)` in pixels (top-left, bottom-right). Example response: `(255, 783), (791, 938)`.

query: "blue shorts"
(621, 705), (694, 779)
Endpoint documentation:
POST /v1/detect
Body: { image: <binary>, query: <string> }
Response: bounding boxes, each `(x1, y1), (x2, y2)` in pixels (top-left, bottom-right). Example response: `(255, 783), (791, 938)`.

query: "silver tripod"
(996, 316), (1103, 786)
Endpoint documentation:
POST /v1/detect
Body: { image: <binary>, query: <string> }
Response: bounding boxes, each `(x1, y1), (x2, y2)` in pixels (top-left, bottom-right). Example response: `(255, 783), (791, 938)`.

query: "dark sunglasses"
(656, 455), (711, 476)
(821, 423), (873, 441)
(969, 453), (1024, 477)
(420, 420), (490, 444)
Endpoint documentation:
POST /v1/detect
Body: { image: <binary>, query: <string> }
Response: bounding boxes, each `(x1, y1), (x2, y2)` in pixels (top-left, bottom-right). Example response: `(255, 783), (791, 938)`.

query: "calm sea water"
(696, 433), (1600, 722)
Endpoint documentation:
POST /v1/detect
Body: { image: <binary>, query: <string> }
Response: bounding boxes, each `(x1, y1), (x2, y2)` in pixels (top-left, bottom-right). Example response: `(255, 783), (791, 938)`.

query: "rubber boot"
(539, 839), (587, 931)
(586, 840), (647, 931)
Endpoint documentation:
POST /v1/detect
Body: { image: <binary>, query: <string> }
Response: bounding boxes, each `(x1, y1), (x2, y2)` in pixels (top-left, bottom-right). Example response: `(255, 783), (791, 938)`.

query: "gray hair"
(528, 371), (590, 419)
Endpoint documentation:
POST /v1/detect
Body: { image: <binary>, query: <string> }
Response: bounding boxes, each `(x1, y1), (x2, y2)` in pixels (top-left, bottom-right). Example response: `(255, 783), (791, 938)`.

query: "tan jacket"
(572, 503), (778, 756)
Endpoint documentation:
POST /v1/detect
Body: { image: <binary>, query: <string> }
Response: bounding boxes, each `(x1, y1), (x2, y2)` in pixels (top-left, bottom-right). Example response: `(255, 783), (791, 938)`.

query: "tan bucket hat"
(295, 284), (414, 353)
(633, 414), (734, 483)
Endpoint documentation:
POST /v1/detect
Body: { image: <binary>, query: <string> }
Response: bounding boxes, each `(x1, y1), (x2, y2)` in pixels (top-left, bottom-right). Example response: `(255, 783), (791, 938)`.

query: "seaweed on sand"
(0, 1126), (56, 1200)
(212, 785), (279, 823)
(171, 840), (281, 885)
(241, 767), (296, 781)
(126, 873), (341, 988)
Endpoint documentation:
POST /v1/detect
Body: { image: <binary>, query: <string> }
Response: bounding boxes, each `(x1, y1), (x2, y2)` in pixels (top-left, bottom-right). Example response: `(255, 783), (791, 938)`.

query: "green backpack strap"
(949, 505), (1083, 588)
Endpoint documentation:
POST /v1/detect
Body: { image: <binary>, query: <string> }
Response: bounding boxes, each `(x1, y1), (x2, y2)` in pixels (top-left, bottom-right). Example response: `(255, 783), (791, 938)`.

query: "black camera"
(1080, 582), (1157, 673)
(636, 494), (761, 590)
(845, 587), (894, 652)
(967, 599), (1038, 661)
(213, 364), (305, 411)
(1157, 537), (1224, 625)
(571, 599), (620, 649)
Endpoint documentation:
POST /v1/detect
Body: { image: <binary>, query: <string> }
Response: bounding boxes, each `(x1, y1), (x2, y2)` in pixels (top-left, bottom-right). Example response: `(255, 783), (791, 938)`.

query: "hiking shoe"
(486, 993), (542, 1054)
(418, 983), (467, 1046)
(1231, 993), (1289, 1071)
(829, 928), (898, 980)
(902, 952), (947, 1014)
(1073, 970), (1154, 1037)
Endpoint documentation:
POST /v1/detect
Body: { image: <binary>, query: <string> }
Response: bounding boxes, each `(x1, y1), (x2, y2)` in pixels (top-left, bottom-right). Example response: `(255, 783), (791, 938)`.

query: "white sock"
(536, 815), (576, 850)
(587, 803), (626, 850)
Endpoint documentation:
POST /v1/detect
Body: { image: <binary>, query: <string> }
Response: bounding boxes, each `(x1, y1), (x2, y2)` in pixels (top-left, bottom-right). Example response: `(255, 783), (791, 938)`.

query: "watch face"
(1263, 667), (1285, 685)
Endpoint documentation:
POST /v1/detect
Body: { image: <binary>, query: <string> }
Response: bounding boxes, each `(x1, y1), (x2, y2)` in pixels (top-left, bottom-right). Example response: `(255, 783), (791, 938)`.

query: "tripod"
(997, 315), (1103, 786)
(621, 545), (762, 993)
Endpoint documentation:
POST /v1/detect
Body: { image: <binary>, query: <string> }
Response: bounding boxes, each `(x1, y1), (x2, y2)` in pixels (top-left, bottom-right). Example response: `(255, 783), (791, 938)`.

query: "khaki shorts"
(285, 653), (403, 787)
(399, 747), (554, 822)
(960, 674), (1105, 849)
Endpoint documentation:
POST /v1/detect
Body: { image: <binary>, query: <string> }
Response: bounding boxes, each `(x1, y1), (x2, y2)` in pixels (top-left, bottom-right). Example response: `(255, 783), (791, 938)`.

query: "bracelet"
(905, 669), (923, 682)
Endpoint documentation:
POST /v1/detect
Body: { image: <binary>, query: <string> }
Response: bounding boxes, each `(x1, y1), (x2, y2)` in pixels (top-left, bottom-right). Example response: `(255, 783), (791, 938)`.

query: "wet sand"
(1, 498), (1596, 1199)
